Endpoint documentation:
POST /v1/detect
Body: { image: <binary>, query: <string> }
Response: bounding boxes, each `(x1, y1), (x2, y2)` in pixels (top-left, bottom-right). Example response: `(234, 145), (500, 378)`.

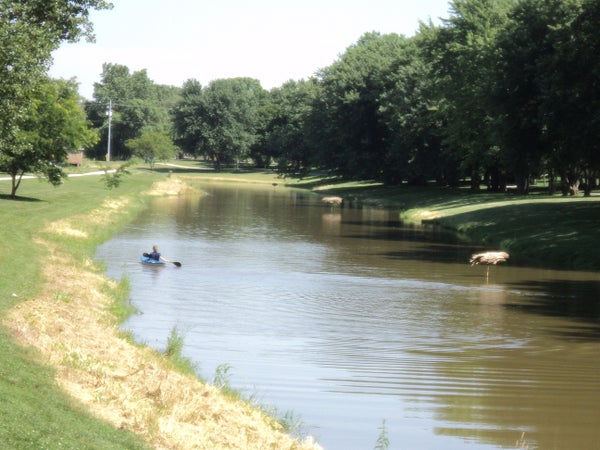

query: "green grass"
(163, 326), (200, 377)
(0, 167), (159, 449)
(108, 276), (139, 324)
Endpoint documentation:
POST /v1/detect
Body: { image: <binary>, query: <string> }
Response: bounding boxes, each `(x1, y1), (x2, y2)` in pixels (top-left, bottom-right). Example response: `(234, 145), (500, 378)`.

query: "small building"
(67, 150), (84, 167)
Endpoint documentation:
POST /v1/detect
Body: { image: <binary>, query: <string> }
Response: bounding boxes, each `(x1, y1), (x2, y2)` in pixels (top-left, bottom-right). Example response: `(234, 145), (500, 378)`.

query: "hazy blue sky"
(49, 0), (451, 98)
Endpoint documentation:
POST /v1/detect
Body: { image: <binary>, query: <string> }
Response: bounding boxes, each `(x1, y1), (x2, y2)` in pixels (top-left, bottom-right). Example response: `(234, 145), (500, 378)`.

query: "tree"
(2, 78), (98, 197)
(424, 0), (513, 190)
(493, 0), (587, 194)
(172, 78), (265, 170)
(0, 0), (112, 197)
(85, 63), (179, 160)
(316, 32), (407, 180)
(171, 79), (205, 157)
(565, 0), (600, 195)
(126, 131), (178, 170)
(260, 79), (321, 175)
(378, 34), (449, 186)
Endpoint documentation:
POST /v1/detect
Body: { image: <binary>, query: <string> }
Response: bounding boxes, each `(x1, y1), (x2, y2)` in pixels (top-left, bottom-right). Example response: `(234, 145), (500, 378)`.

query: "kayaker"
(148, 245), (172, 263)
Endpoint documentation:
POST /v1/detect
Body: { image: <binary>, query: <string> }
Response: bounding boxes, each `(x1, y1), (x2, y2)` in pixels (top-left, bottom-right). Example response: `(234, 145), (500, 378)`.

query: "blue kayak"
(140, 254), (165, 265)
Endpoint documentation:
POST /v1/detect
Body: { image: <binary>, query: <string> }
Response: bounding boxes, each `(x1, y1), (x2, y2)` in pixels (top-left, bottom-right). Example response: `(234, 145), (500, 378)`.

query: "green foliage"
(374, 419), (390, 450)
(277, 410), (306, 440)
(126, 131), (178, 169)
(316, 32), (410, 180)
(77, 0), (599, 196)
(0, 77), (99, 197)
(171, 77), (266, 170)
(85, 63), (181, 160)
(424, 0), (513, 190)
(164, 326), (198, 376)
(171, 79), (205, 156)
(101, 162), (132, 189)
(259, 79), (321, 174)
(0, 1), (111, 197)
(108, 276), (138, 323)
(212, 363), (232, 389)
(26, 78), (98, 157)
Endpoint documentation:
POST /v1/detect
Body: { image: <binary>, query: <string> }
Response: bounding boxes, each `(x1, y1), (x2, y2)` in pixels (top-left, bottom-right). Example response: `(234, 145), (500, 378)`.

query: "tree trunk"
(470, 169), (480, 191)
(516, 175), (530, 194)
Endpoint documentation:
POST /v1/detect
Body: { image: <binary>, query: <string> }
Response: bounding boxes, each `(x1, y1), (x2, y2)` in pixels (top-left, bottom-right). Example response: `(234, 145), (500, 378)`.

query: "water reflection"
(96, 182), (600, 450)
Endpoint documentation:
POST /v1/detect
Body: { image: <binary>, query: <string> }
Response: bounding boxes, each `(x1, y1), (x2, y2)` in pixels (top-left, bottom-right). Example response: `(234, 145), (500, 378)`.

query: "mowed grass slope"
(1, 170), (155, 449)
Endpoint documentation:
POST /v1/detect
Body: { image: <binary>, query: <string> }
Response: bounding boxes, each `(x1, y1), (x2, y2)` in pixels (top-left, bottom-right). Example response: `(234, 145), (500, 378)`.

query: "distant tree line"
(2, 0), (598, 198)
(166, 0), (596, 195)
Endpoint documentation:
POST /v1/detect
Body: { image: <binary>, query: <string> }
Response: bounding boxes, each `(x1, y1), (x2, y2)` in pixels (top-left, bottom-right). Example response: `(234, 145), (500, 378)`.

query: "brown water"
(96, 182), (600, 450)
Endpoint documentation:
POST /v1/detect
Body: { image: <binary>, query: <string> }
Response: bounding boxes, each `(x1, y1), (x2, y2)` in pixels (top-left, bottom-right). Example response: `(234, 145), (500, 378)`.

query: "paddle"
(143, 253), (182, 267)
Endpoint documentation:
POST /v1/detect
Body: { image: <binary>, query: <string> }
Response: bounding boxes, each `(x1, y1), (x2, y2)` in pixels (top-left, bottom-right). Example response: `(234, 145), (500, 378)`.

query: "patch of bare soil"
(3, 183), (320, 450)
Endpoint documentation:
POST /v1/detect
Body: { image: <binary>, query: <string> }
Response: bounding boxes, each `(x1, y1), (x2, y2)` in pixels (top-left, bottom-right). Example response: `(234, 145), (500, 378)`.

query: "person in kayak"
(147, 245), (172, 263)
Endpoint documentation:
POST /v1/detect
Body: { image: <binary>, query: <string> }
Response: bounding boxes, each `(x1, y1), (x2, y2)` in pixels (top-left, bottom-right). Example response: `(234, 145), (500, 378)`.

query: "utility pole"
(106, 99), (112, 161)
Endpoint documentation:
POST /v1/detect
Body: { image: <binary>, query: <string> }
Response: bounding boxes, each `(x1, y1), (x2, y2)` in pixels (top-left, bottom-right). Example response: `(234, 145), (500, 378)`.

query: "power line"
(84, 99), (178, 111)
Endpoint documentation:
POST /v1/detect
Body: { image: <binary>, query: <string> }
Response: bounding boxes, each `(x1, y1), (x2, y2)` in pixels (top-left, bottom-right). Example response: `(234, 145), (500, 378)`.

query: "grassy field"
(1, 160), (598, 448)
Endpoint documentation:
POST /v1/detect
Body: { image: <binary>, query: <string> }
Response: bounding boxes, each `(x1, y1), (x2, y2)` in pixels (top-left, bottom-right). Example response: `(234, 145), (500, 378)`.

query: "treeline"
(84, 0), (598, 195)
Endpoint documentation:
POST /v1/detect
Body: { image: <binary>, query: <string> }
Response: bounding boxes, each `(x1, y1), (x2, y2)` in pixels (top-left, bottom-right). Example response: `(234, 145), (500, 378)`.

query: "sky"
(49, 0), (451, 99)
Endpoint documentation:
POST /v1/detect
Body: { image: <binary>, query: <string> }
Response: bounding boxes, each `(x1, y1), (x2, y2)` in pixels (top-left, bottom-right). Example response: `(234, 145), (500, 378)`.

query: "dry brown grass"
(3, 180), (321, 450)
(146, 178), (199, 197)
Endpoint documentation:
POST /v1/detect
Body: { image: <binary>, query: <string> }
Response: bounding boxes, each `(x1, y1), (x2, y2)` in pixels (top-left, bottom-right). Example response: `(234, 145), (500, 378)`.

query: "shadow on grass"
(0, 194), (43, 202)
(439, 201), (600, 270)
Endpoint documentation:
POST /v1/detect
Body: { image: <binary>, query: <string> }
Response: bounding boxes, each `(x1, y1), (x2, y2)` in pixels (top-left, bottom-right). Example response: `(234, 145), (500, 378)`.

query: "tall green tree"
(316, 32), (407, 180)
(377, 34), (450, 185)
(0, 0), (111, 197)
(494, 0), (587, 194)
(85, 63), (179, 160)
(538, 0), (598, 195)
(3, 78), (98, 197)
(172, 78), (265, 170)
(565, 0), (600, 195)
(260, 79), (321, 174)
(424, 0), (513, 190)
(171, 79), (205, 157)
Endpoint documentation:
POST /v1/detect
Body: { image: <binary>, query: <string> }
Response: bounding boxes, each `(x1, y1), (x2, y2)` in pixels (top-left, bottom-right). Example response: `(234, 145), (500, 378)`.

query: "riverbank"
(0, 170), (320, 449)
(304, 181), (600, 271)
(156, 161), (600, 271)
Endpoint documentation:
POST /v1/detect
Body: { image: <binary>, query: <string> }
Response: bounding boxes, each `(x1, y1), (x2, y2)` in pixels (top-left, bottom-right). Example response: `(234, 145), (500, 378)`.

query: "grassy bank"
(284, 175), (600, 271)
(1, 167), (318, 449)
(1, 169), (155, 448)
